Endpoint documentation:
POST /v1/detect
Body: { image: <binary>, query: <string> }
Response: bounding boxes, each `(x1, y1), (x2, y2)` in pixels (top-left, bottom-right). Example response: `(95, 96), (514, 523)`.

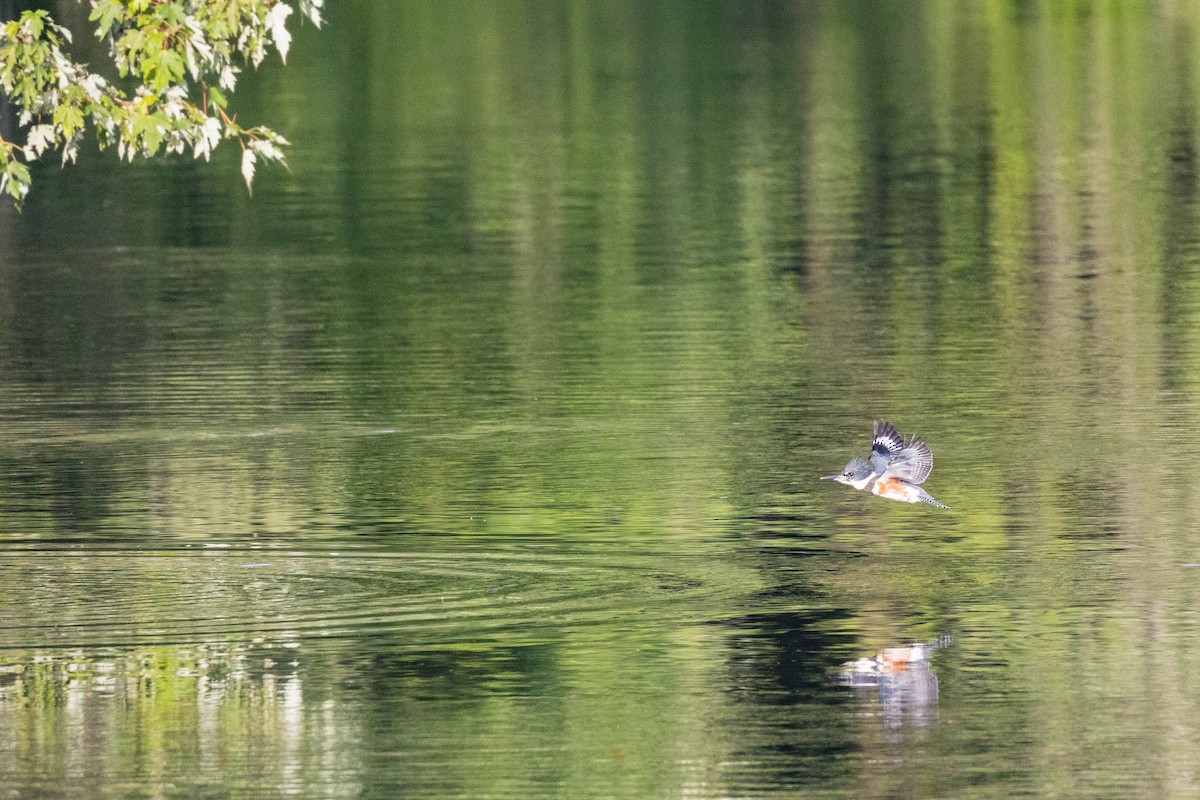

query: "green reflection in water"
(2, 0), (1200, 798)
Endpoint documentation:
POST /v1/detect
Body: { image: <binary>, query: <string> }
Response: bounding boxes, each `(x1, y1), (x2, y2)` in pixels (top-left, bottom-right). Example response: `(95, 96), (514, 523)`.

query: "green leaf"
(131, 110), (169, 155)
(207, 85), (228, 111)
(24, 10), (46, 40)
(53, 103), (86, 139)
(156, 4), (186, 25)
(89, 0), (124, 38)
(2, 160), (31, 206)
(149, 48), (185, 91)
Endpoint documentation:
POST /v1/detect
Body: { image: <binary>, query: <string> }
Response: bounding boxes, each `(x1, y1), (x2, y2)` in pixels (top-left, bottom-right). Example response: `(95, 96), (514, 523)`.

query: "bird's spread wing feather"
(885, 437), (934, 484)
(870, 420), (906, 473)
(872, 420), (935, 484)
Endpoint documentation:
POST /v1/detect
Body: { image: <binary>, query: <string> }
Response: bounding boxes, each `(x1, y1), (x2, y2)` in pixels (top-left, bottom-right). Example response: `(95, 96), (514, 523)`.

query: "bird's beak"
(820, 474), (840, 481)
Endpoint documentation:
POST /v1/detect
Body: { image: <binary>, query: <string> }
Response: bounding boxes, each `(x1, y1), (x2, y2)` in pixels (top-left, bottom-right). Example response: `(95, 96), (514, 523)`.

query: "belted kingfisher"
(821, 420), (949, 509)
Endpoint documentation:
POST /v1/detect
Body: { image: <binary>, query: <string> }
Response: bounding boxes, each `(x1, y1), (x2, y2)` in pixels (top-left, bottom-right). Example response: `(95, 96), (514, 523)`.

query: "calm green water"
(3, 1), (1200, 798)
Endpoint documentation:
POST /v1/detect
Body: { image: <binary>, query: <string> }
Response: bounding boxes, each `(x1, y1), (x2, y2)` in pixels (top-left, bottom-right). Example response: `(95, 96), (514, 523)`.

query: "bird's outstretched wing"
(872, 420), (934, 484)
(870, 420), (905, 473)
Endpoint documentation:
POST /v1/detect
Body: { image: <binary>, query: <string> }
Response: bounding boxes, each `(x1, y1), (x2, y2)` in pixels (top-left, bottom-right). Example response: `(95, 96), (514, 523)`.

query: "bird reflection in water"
(837, 637), (948, 729)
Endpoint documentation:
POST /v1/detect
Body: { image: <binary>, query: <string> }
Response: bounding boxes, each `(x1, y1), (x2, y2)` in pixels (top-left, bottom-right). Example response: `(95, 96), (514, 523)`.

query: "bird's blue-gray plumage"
(871, 420), (934, 485)
(841, 457), (873, 482)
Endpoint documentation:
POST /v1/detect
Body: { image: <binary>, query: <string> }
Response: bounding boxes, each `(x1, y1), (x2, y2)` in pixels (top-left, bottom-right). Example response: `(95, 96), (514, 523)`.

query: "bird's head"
(821, 457), (874, 489)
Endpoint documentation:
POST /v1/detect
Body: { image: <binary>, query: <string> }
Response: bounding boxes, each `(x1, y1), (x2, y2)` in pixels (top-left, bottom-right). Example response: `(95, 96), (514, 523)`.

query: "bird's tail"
(919, 490), (949, 510)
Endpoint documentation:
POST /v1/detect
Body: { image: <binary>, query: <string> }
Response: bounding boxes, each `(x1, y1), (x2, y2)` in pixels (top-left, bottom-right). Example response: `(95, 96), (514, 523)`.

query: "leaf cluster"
(0, 0), (323, 208)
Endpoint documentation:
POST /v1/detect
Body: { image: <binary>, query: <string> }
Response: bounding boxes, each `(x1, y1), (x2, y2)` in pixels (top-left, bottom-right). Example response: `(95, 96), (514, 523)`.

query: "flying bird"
(821, 420), (948, 509)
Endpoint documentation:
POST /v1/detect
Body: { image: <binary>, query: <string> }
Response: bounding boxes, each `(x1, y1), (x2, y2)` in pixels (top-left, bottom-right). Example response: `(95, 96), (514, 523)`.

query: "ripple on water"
(0, 542), (757, 651)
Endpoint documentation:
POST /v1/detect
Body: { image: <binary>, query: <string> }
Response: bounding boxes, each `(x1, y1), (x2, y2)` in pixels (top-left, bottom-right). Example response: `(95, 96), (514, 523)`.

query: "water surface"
(3, 2), (1200, 798)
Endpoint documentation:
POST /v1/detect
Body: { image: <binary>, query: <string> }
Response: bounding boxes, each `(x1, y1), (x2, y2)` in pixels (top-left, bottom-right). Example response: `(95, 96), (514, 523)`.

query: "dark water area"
(3, 1), (1200, 798)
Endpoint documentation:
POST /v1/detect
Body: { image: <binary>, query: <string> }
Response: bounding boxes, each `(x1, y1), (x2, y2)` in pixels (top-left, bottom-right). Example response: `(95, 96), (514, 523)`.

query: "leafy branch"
(0, 0), (322, 209)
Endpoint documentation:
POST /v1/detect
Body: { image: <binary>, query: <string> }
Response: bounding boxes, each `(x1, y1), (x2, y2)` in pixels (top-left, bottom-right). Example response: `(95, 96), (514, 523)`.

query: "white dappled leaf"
(25, 124), (56, 160)
(61, 136), (79, 166)
(250, 139), (284, 162)
(265, 4), (294, 63)
(193, 117), (221, 161)
(241, 148), (256, 194)
(300, 0), (324, 27)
